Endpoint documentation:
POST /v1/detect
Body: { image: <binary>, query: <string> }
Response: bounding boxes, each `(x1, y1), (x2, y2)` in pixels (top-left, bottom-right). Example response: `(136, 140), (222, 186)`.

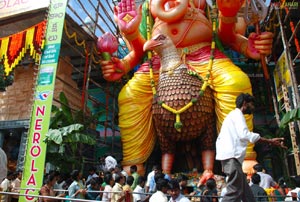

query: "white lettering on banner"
(25, 106), (45, 200)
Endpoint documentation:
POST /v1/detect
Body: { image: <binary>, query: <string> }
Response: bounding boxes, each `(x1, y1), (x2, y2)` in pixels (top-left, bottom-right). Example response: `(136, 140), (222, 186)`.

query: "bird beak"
(143, 38), (162, 51)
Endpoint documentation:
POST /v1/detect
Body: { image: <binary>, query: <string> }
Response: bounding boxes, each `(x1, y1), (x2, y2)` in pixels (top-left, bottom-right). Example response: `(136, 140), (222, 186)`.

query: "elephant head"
(151, 0), (189, 23)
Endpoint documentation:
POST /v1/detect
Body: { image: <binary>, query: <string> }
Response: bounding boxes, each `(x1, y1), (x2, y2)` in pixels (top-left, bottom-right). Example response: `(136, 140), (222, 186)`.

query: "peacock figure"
(143, 33), (217, 173)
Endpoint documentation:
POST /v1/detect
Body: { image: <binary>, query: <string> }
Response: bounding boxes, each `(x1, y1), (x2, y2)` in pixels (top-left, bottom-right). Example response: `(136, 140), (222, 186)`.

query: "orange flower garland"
(0, 20), (46, 75)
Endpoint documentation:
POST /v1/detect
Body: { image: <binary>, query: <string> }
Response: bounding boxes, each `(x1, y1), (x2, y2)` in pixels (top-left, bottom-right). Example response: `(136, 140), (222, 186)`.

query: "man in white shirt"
(133, 176), (149, 202)
(145, 165), (160, 193)
(105, 155), (117, 171)
(285, 175), (300, 201)
(149, 178), (169, 202)
(11, 171), (22, 202)
(216, 93), (286, 202)
(168, 179), (190, 202)
(253, 163), (277, 189)
(0, 171), (14, 202)
(86, 167), (99, 185)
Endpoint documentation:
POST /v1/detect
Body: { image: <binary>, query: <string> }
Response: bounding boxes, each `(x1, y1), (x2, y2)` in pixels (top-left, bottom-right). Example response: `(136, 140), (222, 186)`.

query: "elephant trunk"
(151, 0), (189, 23)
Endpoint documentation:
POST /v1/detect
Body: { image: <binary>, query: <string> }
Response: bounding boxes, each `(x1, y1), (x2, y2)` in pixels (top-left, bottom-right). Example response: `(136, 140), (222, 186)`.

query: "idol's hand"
(100, 57), (125, 81)
(247, 31), (273, 60)
(114, 0), (142, 36)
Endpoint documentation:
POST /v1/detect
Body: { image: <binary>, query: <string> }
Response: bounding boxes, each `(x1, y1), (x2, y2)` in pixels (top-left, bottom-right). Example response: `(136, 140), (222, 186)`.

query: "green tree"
(44, 92), (102, 172)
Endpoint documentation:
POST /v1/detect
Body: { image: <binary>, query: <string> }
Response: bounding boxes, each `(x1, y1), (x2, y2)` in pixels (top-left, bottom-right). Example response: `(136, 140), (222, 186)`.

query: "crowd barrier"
(0, 190), (295, 202)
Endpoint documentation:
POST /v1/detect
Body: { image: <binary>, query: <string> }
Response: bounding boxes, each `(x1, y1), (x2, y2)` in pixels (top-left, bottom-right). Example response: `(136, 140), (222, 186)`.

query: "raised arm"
(100, 0), (146, 81)
(217, 0), (273, 60)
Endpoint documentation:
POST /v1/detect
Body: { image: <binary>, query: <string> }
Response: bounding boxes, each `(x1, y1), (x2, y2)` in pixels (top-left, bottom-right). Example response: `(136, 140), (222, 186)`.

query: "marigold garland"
(0, 21), (46, 75)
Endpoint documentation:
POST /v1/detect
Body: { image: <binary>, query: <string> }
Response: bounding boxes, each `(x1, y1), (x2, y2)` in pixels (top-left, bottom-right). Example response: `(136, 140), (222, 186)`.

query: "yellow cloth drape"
(187, 58), (253, 131)
(119, 72), (159, 165)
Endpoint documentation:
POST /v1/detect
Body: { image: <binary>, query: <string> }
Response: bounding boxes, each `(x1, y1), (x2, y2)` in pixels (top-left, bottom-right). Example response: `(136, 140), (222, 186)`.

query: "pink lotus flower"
(97, 32), (119, 60)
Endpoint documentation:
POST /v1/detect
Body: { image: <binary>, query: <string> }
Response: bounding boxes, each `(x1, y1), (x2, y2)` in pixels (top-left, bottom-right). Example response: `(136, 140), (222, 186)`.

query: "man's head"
(206, 178), (217, 190)
(152, 165), (161, 174)
(168, 179), (181, 199)
(89, 167), (96, 174)
(114, 173), (125, 185)
(115, 164), (122, 173)
(104, 172), (114, 185)
(156, 178), (169, 193)
(253, 163), (264, 172)
(14, 170), (22, 180)
(130, 165), (137, 174)
(235, 93), (255, 114)
(176, 174), (188, 188)
(127, 176), (134, 186)
(7, 171), (14, 180)
(154, 172), (165, 183)
(137, 176), (146, 188)
(251, 173), (261, 185)
(71, 170), (80, 180)
(89, 178), (99, 189)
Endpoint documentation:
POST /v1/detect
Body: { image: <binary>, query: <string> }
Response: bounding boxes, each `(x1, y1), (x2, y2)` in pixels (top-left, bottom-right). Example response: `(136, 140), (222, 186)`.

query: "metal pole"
(275, 7), (300, 107)
(275, 6), (300, 175)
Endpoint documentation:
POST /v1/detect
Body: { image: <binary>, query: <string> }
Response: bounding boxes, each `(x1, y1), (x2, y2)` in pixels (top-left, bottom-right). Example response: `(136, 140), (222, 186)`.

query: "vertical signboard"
(273, 51), (292, 101)
(19, 0), (68, 201)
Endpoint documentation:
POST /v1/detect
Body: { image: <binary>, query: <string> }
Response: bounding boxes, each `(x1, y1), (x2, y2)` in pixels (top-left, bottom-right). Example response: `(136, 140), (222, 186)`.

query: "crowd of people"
(0, 169), (22, 202)
(1, 153), (300, 202)
(37, 160), (300, 202)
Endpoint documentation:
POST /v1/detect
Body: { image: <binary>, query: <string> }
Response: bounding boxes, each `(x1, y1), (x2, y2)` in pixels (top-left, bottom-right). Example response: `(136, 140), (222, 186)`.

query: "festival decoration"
(0, 21), (46, 75)
(97, 32), (118, 60)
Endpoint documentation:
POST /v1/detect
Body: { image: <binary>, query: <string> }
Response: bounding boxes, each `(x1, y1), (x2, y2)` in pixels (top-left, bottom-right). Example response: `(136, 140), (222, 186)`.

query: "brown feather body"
(153, 66), (216, 153)
(146, 34), (216, 155)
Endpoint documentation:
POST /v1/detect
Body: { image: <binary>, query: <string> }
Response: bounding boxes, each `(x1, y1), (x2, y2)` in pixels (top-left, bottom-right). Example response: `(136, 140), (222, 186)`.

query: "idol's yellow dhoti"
(119, 47), (254, 166)
(119, 71), (159, 165)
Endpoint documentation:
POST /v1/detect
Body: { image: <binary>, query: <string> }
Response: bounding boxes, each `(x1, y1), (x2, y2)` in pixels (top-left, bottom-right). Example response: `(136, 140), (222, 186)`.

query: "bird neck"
(159, 48), (182, 70)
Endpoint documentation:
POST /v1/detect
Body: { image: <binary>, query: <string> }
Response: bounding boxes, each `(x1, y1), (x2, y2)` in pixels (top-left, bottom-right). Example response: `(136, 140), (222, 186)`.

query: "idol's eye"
(156, 34), (166, 41)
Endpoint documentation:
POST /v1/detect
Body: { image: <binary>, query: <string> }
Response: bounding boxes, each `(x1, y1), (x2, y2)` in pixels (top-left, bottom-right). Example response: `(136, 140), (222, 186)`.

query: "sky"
(67, 0), (117, 37)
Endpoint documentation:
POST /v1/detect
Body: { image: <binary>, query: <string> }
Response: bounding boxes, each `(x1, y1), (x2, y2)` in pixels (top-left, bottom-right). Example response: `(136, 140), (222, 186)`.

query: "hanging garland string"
(0, 20), (46, 75)
(63, 21), (105, 65)
(64, 21), (87, 49)
(148, 1), (218, 131)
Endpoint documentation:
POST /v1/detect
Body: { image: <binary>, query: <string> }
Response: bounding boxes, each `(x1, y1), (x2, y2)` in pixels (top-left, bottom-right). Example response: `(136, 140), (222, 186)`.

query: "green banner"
(20, 0), (68, 201)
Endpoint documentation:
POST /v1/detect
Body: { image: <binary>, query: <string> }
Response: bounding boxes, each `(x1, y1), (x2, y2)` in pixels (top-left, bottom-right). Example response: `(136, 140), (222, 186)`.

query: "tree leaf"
(59, 92), (74, 124)
(45, 129), (63, 144)
(60, 124), (84, 136)
(64, 132), (96, 145)
(279, 108), (300, 128)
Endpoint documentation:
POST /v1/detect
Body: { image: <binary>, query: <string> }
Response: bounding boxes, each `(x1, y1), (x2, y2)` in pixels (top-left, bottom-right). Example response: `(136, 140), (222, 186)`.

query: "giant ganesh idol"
(99, 0), (273, 183)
